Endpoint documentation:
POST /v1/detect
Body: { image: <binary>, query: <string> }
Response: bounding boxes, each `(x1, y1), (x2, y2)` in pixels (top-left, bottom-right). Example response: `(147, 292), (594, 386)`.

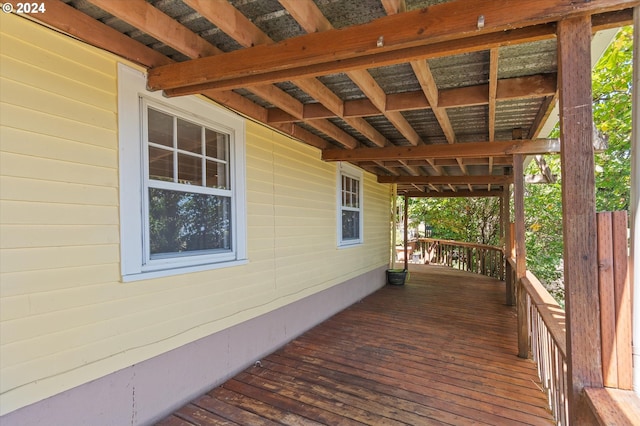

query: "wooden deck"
(157, 265), (554, 425)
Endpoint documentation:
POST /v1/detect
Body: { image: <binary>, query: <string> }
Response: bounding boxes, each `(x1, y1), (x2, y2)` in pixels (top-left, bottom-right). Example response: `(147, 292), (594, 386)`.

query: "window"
(118, 64), (246, 280)
(337, 163), (363, 246)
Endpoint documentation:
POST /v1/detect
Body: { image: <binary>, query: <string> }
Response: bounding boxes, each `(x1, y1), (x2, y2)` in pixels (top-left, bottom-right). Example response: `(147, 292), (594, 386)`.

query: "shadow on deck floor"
(158, 265), (554, 425)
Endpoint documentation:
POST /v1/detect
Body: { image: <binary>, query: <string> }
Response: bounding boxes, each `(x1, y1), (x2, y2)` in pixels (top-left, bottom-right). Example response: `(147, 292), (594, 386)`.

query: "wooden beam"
(403, 190), (503, 198)
(20, 0), (286, 139)
(271, 122), (328, 150)
(558, 15), (603, 425)
(251, 84), (361, 149)
(109, 0), (358, 151)
(148, 0), (638, 93)
(529, 95), (558, 139)
(271, 2), (388, 148)
(346, 69), (423, 146)
(266, 73), (557, 123)
(183, 0), (272, 47)
(380, 0), (406, 15)
(280, 0), (422, 152)
(378, 175), (513, 185)
(278, 0), (333, 33)
(19, 0), (172, 68)
(87, 0), (222, 58)
(488, 48), (499, 184)
(159, 25), (555, 95)
(386, 91), (430, 111)
(488, 48), (499, 143)
(322, 139), (559, 161)
(410, 59), (467, 174)
(368, 156), (511, 168)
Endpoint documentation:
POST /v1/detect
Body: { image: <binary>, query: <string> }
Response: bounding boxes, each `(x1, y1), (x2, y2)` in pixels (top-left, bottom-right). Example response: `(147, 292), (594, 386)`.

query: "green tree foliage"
(593, 27), (633, 211)
(408, 197), (501, 246)
(524, 159), (564, 302)
(523, 27), (633, 303)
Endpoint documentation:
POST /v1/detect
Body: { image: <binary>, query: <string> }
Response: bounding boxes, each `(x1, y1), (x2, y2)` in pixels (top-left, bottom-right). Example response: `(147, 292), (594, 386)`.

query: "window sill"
(338, 242), (363, 249)
(122, 258), (249, 282)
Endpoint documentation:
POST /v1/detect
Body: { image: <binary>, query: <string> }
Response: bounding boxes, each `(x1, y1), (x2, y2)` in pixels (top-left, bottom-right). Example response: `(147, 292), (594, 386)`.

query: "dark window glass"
(342, 210), (360, 240)
(149, 188), (231, 257)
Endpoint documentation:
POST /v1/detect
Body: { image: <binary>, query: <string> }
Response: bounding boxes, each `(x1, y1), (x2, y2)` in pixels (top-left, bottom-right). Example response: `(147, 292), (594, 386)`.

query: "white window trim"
(337, 162), (364, 247)
(118, 64), (247, 281)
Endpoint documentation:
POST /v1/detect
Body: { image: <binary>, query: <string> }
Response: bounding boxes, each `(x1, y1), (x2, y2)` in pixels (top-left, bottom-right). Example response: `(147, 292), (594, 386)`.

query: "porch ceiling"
(30, 0), (636, 195)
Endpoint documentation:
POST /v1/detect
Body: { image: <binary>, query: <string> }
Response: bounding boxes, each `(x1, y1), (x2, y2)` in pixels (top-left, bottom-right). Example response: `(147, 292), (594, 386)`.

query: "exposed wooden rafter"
(183, 0), (389, 149)
(411, 59), (466, 174)
(280, 0), (426, 157)
(487, 47), (499, 189)
(20, 0), (636, 194)
(89, 0), (367, 151)
(266, 73), (557, 123)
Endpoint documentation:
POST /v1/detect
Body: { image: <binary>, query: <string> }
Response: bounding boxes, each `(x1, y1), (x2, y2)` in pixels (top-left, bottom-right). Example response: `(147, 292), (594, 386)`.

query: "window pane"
(205, 129), (228, 160)
(206, 160), (229, 189)
(149, 188), (231, 256)
(352, 179), (359, 208)
(178, 153), (202, 185)
(148, 146), (173, 182)
(342, 176), (359, 208)
(342, 210), (360, 240)
(148, 108), (173, 147)
(177, 118), (201, 154)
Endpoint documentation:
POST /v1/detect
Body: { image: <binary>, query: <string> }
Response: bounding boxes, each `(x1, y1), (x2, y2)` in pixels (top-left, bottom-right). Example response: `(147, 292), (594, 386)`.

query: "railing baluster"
(521, 271), (568, 426)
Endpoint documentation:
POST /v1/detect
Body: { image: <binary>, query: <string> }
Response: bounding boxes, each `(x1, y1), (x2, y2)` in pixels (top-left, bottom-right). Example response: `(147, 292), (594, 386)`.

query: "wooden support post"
(503, 185), (514, 305)
(391, 184), (397, 269)
(558, 16), (603, 425)
(514, 154), (528, 358)
(404, 194), (409, 271)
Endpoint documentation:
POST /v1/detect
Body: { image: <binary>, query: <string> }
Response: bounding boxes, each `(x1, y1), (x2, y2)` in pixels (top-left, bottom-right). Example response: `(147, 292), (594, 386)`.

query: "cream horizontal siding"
(0, 13), (390, 415)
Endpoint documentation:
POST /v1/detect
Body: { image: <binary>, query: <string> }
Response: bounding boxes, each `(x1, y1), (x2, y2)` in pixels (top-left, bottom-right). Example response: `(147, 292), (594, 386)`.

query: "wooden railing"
(508, 211), (634, 426)
(512, 261), (569, 425)
(416, 238), (505, 280)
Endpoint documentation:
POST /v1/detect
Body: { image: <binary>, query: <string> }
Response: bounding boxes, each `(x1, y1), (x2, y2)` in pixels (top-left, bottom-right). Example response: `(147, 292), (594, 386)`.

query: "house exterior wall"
(0, 13), (390, 421)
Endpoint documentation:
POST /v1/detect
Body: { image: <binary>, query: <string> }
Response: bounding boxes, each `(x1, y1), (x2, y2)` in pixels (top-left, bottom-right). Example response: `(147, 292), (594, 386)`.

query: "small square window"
(337, 163), (363, 246)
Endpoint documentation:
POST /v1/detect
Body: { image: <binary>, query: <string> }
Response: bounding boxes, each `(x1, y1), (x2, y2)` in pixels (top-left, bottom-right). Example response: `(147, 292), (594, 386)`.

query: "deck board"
(157, 265), (554, 425)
